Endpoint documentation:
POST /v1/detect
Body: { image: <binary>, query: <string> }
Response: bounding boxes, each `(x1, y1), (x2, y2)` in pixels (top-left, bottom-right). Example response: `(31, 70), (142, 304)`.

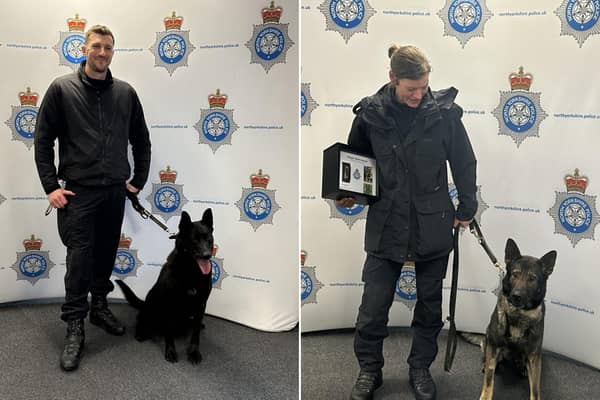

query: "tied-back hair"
(85, 25), (115, 45)
(388, 44), (431, 81)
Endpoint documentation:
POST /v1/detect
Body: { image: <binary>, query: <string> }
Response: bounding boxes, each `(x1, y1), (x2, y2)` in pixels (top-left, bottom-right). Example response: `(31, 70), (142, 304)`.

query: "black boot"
(349, 370), (382, 400)
(409, 368), (436, 400)
(60, 319), (85, 372)
(90, 295), (126, 336)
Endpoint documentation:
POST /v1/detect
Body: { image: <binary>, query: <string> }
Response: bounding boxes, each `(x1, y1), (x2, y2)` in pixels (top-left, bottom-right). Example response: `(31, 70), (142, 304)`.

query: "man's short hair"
(85, 25), (115, 45)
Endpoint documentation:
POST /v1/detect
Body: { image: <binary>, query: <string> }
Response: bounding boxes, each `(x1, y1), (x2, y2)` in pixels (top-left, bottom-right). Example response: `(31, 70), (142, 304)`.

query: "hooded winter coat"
(348, 84), (477, 262)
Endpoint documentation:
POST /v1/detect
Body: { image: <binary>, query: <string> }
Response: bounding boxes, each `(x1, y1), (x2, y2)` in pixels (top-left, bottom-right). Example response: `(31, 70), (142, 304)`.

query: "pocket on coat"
(414, 194), (455, 256)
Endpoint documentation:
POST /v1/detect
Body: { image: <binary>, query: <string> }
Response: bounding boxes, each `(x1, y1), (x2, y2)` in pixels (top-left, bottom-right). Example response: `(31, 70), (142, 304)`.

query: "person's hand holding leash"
(454, 218), (472, 228)
(47, 187), (75, 210)
(336, 197), (356, 208)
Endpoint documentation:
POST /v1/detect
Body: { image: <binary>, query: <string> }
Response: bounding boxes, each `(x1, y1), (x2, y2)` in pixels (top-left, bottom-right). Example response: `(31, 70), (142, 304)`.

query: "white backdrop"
(0, 0), (298, 332)
(301, 0), (600, 369)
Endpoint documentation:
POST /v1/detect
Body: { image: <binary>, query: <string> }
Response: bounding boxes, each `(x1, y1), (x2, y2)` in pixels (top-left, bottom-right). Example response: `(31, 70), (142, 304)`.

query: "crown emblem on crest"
(164, 11), (183, 31)
(301, 249), (307, 266)
(23, 234), (42, 251)
(19, 87), (39, 106)
(118, 234), (132, 249)
(208, 89), (228, 108)
(159, 165), (178, 183)
(509, 66), (533, 91)
(262, 1), (283, 24)
(212, 244), (219, 257)
(250, 169), (270, 188)
(565, 168), (588, 194)
(67, 14), (87, 32)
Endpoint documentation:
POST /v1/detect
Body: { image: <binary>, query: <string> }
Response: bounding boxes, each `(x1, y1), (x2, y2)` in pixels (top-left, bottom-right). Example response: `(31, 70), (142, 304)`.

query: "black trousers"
(57, 183), (126, 322)
(354, 254), (449, 372)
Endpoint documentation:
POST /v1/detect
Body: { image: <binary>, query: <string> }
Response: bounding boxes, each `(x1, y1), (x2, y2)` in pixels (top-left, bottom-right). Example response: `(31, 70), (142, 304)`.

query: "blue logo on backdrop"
(255, 27), (285, 60)
(448, 0), (482, 33)
(202, 111), (230, 142)
(502, 95), (537, 132)
(559, 197), (593, 233)
(62, 34), (86, 64)
(566, 0), (600, 31)
(211, 259), (220, 284)
(158, 33), (187, 64)
(301, 271), (313, 300)
(336, 203), (365, 216)
(19, 254), (47, 278)
(555, 0), (600, 47)
(114, 250), (136, 275)
(15, 109), (37, 139)
(154, 186), (181, 213)
(301, 91), (307, 117)
(330, 0), (365, 29)
(396, 268), (417, 300)
(244, 191), (272, 221)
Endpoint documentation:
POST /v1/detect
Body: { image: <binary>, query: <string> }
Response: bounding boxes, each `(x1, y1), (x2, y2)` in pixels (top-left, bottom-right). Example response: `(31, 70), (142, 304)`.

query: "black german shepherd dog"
(116, 209), (213, 364)
(479, 238), (557, 400)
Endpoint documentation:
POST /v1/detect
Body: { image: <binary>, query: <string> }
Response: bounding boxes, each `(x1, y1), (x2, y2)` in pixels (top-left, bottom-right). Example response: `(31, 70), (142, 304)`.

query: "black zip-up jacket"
(348, 84), (477, 262)
(34, 62), (151, 194)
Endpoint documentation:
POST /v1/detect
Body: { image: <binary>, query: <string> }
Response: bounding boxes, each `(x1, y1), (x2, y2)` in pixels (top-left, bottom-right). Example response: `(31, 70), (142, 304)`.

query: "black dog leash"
(444, 226), (460, 372)
(126, 190), (176, 239)
(469, 219), (504, 273)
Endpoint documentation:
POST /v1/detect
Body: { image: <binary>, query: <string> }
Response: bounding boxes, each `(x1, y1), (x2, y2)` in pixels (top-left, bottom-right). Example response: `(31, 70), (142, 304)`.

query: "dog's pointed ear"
(540, 250), (557, 277)
(202, 208), (213, 230)
(179, 211), (192, 230)
(505, 238), (521, 265)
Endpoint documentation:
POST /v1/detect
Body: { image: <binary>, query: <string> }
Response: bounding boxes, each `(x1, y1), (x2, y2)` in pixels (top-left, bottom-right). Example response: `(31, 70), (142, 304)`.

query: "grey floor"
(0, 302), (298, 400)
(302, 328), (600, 400)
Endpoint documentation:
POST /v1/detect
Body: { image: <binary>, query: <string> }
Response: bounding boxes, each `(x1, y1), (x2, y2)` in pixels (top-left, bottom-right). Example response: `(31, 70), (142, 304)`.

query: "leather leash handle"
(444, 226), (460, 372)
(126, 190), (175, 238)
(469, 219), (502, 270)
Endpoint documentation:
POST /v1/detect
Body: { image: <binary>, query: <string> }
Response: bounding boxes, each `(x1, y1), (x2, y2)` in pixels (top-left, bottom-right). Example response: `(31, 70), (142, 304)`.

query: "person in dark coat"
(34, 25), (151, 372)
(340, 45), (477, 400)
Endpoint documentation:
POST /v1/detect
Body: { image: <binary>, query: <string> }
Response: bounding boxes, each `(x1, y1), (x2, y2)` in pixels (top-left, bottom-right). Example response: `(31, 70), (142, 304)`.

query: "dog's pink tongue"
(197, 259), (212, 275)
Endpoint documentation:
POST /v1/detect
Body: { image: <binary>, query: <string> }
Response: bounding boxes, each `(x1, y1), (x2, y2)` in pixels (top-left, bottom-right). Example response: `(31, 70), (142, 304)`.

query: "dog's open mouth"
(197, 258), (212, 275)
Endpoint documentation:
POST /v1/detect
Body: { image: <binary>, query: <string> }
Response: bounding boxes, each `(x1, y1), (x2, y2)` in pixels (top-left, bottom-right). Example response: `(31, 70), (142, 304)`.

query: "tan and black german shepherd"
(479, 238), (557, 400)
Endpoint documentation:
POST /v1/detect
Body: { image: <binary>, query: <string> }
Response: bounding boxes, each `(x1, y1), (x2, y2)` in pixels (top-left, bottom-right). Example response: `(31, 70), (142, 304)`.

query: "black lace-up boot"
(409, 368), (436, 400)
(60, 319), (85, 371)
(90, 295), (125, 336)
(349, 370), (383, 400)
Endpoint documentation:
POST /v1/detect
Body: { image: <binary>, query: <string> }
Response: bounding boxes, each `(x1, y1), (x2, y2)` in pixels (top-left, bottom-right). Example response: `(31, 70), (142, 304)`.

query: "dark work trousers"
(354, 254), (449, 372)
(57, 182), (126, 322)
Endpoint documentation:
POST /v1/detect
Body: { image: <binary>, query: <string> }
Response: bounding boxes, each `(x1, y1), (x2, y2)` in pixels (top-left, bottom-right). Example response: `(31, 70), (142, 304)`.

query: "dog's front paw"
(165, 347), (179, 363)
(187, 343), (202, 364)
(187, 346), (203, 365)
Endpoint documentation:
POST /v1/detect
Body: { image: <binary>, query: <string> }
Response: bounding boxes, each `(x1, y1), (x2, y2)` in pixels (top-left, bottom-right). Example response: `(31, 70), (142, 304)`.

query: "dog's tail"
(115, 279), (145, 310)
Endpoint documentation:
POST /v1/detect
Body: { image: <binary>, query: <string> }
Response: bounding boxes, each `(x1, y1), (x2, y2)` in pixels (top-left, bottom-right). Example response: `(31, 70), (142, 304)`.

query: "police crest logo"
(210, 245), (229, 290)
(318, 0), (376, 43)
(325, 198), (367, 229)
(4, 87), (39, 150)
(52, 14), (87, 71)
(11, 235), (55, 285)
(149, 11), (196, 76)
(235, 169), (281, 231)
(394, 262), (416, 310)
(437, 0), (493, 48)
(193, 89), (239, 153)
(555, 0), (600, 47)
(301, 82), (319, 126)
(245, 2), (295, 73)
(112, 234), (143, 278)
(145, 165), (189, 222)
(301, 250), (324, 306)
(492, 67), (547, 148)
(548, 169), (600, 247)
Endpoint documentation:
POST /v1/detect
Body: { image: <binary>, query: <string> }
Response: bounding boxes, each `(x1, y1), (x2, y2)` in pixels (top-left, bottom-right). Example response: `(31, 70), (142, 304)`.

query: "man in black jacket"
(34, 25), (151, 372)
(340, 45), (477, 400)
